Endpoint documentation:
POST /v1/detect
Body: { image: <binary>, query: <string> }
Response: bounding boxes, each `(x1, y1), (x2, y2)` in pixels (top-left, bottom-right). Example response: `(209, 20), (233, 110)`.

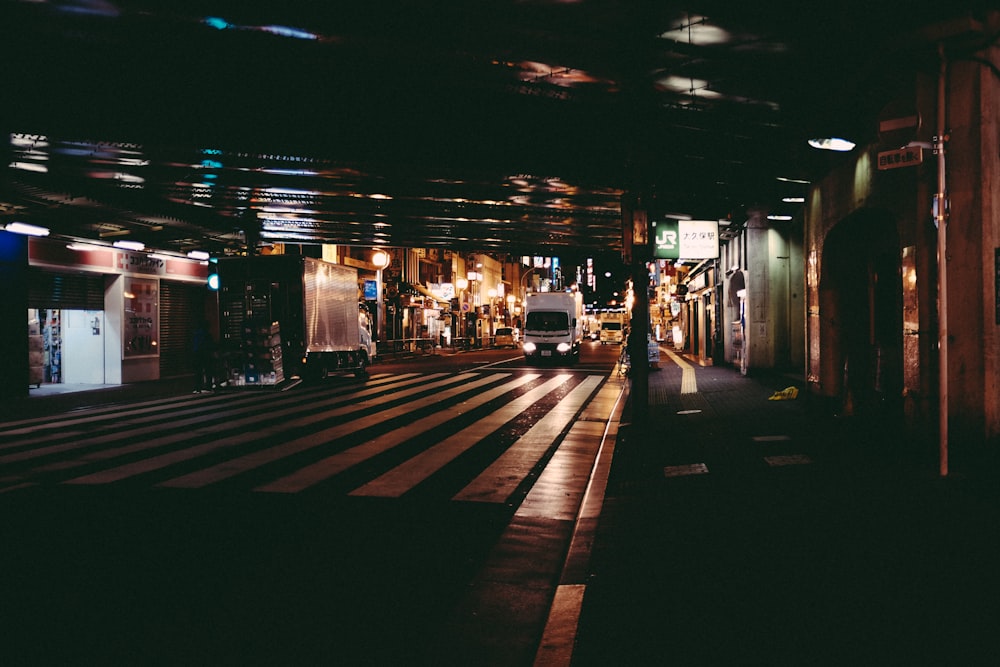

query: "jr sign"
(652, 219), (720, 260)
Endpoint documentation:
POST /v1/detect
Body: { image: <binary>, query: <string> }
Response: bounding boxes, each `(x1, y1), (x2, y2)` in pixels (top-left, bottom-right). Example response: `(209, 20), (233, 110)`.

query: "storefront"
(25, 237), (209, 392)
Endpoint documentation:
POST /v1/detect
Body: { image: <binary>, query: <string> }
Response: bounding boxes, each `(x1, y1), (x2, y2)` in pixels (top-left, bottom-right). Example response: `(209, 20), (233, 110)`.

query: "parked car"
(494, 327), (519, 348)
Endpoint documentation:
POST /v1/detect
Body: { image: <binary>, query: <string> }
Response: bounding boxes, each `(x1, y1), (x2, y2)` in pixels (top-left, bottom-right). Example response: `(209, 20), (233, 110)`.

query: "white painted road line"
(453, 375), (603, 504)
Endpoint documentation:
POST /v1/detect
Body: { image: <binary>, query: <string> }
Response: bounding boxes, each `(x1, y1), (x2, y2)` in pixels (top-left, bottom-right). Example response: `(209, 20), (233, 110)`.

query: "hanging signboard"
(652, 219), (719, 260)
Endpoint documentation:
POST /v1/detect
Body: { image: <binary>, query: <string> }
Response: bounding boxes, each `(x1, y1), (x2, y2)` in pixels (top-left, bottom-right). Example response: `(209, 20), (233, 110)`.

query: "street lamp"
(488, 288), (498, 338)
(521, 266), (544, 299)
(456, 277), (468, 340)
(372, 250), (390, 343)
(467, 271), (482, 344)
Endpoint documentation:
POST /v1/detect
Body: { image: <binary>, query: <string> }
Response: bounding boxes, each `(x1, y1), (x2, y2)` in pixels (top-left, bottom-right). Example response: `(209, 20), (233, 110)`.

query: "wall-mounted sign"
(878, 100), (920, 147)
(877, 146), (923, 170)
(652, 219), (719, 260)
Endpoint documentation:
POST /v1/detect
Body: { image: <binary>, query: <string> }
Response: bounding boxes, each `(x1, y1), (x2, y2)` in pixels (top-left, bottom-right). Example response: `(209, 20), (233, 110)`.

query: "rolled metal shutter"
(160, 281), (204, 377)
(27, 269), (105, 310)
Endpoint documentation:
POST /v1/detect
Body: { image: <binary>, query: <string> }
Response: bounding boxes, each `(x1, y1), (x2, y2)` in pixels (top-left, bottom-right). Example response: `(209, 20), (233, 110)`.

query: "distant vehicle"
(598, 310), (626, 345)
(494, 327), (519, 348)
(521, 291), (584, 364)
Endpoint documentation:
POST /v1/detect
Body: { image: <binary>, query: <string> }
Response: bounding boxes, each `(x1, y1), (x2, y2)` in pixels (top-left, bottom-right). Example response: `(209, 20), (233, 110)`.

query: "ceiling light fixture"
(4, 222), (50, 236)
(187, 250), (210, 260)
(66, 242), (104, 251)
(808, 137), (856, 152)
(113, 240), (145, 251)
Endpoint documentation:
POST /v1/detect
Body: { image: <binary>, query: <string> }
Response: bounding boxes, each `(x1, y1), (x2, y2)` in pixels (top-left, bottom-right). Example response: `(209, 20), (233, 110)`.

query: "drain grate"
(664, 463), (709, 478)
(764, 454), (813, 466)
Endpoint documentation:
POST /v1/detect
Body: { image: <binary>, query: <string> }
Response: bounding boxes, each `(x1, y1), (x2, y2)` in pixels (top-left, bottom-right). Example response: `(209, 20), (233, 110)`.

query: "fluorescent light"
(10, 161), (48, 174)
(782, 197), (805, 203)
(113, 240), (145, 251)
(186, 250), (210, 260)
(808, 137), (856, 152)
(4, 222), (49, 236)
(767, 214), (793, 221)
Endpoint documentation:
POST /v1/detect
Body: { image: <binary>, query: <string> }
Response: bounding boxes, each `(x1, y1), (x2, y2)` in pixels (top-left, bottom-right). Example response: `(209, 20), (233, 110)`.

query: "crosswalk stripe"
(0, 391), (261, 441)
(257, 374), (544, 494)
(348, 375), (571, 498)
(0, 373), (398, 433)
(154, 372), (497, 489)
(453, 375), (604, 504)
(3, 370), (613, 504)
(63, 373), (472, 486)
(4, 373), (438, 467)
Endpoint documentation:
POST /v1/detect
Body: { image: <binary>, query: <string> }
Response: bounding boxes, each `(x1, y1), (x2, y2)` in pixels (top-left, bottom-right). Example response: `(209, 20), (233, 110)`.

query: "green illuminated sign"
(652, 220), (719, 260)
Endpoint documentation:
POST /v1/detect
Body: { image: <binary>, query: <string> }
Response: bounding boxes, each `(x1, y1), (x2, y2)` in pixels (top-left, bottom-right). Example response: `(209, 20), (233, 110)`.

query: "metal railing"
(377, 335), (514, 357)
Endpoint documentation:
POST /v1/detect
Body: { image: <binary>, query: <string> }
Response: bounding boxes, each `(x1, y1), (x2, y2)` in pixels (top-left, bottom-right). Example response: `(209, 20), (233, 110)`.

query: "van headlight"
(557, 343), (571, 353)
(523, 342), (536, 353)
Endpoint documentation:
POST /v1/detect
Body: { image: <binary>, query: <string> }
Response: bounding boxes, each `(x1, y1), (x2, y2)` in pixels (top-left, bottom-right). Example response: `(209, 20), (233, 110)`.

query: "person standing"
(192, 319), (216, 393)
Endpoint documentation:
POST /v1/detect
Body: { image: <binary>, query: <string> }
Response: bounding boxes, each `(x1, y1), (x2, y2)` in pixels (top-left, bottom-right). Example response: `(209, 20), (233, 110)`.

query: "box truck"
(521, 291), (584, 364)
(217, 255), (376, 385)
(598, 309), (627, 345)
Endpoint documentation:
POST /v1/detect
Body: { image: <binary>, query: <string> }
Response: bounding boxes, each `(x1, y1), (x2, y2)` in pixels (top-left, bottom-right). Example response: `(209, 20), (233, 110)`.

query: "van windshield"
(602, 322), (622, 330)
(525, 311), (569, 332)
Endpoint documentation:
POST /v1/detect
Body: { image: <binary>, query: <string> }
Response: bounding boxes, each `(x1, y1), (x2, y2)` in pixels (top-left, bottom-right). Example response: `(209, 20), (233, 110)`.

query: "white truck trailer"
(521, 290), (584, 364)
(217, 255), (376, 384)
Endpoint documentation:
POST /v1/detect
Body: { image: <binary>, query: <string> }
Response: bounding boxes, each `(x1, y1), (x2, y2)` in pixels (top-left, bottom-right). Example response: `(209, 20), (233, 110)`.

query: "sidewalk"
(571, 349), (1000, 666)
(2, 376), (198, 422)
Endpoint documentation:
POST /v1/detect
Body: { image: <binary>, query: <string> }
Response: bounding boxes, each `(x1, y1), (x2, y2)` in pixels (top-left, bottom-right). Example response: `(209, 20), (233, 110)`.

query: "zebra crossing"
(0, 371), (610, 504)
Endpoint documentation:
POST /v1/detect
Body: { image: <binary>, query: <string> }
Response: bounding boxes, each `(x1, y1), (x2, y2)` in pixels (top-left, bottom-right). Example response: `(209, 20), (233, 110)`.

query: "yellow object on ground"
(768, 386), (799, 401)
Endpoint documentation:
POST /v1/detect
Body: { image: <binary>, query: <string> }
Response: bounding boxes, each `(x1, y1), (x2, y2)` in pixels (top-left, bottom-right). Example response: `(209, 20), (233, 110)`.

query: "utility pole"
(935, 41), (949, 477)
(623, 192), (650, 421)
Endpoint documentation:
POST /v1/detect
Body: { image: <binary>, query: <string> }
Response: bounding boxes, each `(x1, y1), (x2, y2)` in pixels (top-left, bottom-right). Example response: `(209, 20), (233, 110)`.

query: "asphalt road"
(1, 343), (622, 665)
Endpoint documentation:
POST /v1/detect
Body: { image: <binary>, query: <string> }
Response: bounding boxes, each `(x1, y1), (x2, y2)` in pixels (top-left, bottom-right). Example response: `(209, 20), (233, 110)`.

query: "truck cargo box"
(217, 255), (373, 384)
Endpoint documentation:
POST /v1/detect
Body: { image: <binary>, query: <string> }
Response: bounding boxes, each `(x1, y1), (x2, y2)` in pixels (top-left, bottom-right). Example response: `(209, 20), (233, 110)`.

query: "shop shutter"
(160, 281), (205, 377)
(27, 269), (105, 310)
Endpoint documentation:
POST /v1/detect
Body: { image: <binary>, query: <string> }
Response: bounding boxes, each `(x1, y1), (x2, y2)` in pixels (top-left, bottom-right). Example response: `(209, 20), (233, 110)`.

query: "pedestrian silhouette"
(192, 319), (216, 392)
